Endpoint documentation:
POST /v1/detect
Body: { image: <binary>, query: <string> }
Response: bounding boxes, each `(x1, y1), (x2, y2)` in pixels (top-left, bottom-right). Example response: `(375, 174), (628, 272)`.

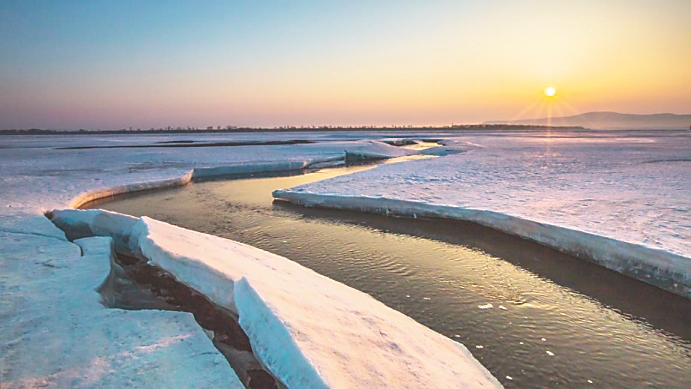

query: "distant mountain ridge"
(486, 111), (691, 130)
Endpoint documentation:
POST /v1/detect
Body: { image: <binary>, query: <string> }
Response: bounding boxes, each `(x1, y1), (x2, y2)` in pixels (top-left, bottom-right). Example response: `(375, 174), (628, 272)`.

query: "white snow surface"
(0, 228), (241, 388)
(128, 216), (501, 388)
(1, 133), (499, 387)
(2, 135), (404, 212)
(274, 130), (691, 295)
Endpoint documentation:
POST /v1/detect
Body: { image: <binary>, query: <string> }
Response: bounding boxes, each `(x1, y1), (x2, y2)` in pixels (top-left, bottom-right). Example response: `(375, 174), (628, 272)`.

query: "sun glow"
(544, 86), (557, 97)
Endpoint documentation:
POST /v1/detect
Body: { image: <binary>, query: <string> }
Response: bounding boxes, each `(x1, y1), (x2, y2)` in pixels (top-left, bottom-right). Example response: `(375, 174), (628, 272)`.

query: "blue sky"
(2, 1), (690, 129)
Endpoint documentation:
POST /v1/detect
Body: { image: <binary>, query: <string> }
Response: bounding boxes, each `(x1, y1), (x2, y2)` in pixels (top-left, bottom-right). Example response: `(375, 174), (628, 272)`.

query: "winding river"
(85, 165), (691, 388)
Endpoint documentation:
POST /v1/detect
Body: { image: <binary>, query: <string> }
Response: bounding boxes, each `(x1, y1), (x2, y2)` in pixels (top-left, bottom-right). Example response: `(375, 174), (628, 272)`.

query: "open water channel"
(85, 164), (691, 388)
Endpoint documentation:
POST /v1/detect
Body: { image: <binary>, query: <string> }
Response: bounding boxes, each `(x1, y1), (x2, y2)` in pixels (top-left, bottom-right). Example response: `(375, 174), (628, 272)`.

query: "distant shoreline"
(486, 111), (691, 130)
(1, 124), (588, 135)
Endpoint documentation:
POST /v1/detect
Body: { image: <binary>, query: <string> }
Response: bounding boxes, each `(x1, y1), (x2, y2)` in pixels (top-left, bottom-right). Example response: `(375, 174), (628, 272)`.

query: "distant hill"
(486, 112), (691, 130)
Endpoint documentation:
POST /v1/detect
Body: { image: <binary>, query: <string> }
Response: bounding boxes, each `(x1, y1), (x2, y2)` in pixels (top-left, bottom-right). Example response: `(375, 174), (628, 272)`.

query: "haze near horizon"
(1, 0), (690, 130)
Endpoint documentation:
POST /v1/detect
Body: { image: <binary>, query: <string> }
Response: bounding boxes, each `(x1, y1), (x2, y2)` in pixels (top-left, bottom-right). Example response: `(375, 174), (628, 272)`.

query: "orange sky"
(1, 1), (690, 129)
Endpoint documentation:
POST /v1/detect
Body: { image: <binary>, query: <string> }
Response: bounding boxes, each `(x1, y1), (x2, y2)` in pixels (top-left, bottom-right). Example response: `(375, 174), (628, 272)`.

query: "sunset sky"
(1, 0), (690, 129)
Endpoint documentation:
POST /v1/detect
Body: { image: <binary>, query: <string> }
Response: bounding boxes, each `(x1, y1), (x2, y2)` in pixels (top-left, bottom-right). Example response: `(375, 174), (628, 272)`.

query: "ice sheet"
(3, 133), (495, 387)
(274, 130), (691, 297)
(0, 232), (241, 388)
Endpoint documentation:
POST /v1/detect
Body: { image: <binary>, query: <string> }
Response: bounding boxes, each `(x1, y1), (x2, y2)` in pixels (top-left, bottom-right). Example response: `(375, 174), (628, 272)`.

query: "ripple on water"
(86, 168), (691, 389)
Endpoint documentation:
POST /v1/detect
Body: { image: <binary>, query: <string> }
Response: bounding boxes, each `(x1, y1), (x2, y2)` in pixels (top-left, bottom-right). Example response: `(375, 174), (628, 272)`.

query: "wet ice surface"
(92, 168), (691, 389)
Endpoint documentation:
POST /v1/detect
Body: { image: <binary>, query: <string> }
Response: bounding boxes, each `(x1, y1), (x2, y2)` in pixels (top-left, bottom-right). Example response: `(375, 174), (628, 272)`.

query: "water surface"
(86, 167), (691, 388)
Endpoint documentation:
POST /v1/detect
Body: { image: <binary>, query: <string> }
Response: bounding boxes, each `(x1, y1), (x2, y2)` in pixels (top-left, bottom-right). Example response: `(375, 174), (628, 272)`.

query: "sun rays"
(508, 86), (589, 129)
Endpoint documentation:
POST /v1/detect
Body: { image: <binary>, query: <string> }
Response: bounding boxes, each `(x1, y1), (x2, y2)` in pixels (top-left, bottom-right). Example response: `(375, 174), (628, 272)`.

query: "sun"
(544, 86), (557, 97)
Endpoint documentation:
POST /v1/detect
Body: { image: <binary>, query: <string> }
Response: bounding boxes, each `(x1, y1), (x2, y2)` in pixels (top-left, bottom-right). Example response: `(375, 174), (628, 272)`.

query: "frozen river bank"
(275, 129), (691, 298)
(91, 167), (691, 388)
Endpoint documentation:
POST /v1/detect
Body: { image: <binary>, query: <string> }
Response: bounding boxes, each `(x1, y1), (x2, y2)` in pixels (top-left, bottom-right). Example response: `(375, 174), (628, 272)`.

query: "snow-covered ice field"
(2, 129), (690, 387)
(275, 129), (691, 298)
(0, 133), (501, 388)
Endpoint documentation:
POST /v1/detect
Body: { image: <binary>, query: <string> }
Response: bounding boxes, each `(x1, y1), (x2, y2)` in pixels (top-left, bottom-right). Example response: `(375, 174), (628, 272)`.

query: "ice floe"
(49, 210), (502, 388)
(0, 229), (241, 388)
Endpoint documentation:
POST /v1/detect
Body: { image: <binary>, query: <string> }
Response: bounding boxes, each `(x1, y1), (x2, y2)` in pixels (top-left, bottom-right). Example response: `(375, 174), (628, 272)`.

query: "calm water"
(86, 166), (691, 388)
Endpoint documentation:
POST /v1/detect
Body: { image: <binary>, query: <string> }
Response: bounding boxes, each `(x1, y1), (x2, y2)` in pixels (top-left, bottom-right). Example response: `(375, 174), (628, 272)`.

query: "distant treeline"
(0, 124), (585, 135)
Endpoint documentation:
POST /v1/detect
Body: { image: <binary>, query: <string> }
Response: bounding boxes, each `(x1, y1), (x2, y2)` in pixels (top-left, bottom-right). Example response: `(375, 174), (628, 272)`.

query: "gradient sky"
(1, 0), (690, 129)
